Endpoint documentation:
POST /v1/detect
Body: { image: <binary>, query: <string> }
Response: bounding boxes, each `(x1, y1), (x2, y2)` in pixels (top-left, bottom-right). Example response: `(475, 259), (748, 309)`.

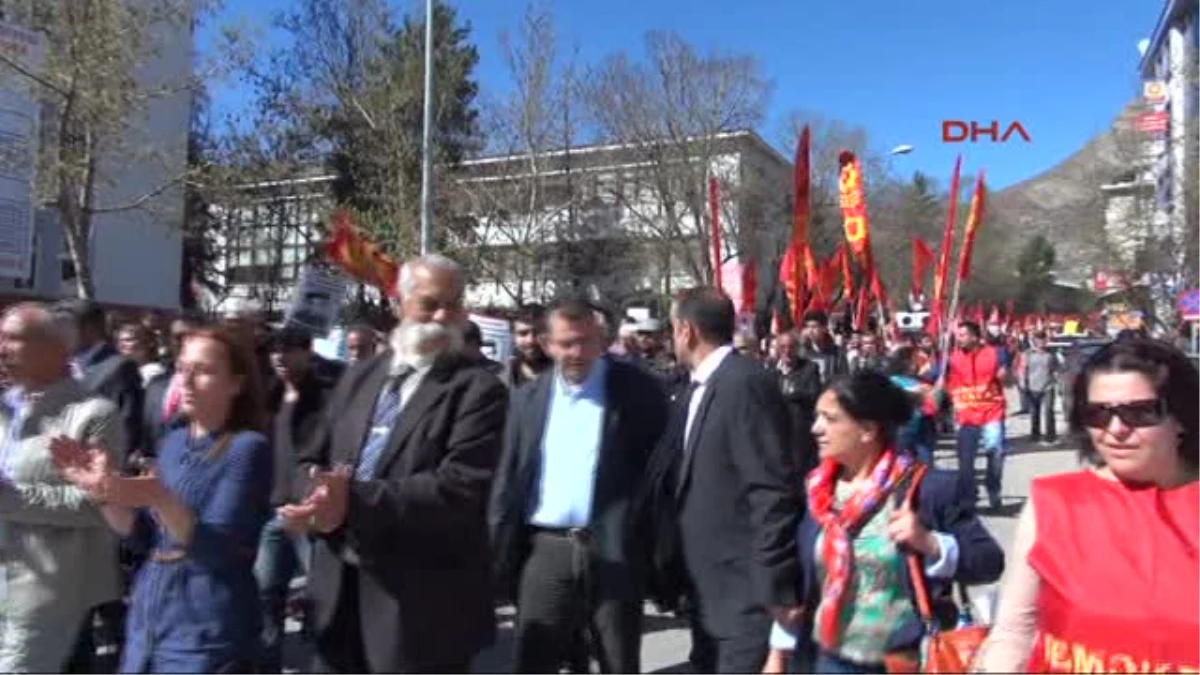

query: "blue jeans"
(956, 421), (1006, 505)
(254, 514), (311, 673)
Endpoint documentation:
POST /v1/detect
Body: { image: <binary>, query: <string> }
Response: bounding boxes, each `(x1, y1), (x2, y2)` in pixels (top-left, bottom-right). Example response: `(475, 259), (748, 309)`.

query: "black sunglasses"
(1081, 399), (1168, 430)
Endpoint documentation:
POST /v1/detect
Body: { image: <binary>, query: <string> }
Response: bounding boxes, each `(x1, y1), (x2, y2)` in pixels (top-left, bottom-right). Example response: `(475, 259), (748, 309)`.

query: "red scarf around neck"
(805, 448), (915, 651)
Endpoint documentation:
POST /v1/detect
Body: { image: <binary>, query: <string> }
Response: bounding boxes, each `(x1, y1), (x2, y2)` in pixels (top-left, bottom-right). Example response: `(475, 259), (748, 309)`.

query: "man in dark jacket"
(54, 300), (144, 466)
(490, 298), (668, 673)
(799, 310), (847, 386)
(257, 327), (334, 673)
(771, 331), (823, 477)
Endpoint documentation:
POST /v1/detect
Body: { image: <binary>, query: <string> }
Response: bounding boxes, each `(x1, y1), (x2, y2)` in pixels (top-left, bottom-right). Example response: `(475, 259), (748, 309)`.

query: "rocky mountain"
(989, 101), (1141, 280)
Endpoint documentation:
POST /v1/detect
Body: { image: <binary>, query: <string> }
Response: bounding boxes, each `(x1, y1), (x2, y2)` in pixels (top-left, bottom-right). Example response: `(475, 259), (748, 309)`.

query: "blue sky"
(202, 0), (1159, 190)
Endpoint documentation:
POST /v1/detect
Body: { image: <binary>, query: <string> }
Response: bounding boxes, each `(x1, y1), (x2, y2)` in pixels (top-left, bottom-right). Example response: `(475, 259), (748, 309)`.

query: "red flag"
(839, 245), (853, 300)
(932, 156), (963, 319)
(779, 247), (804, 323)
(740, 262), (757, 316)
(956, 171), (987, 281)
(322, 210), (400, 295)
(912, 238), (935, 295)
(709, 177), (723, 288)
(853, 286), (870, 331)
(792, 126), (816, 288)
(988, 305), (1001, 325)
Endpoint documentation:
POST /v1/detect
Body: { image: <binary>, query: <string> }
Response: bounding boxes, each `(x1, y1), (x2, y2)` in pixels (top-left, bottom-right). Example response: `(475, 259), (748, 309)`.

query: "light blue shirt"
(528, 357), (609, 529)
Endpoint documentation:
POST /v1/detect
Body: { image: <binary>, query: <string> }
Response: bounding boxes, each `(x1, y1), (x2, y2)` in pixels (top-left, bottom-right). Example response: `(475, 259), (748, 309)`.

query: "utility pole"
(419, 0), (435, 255)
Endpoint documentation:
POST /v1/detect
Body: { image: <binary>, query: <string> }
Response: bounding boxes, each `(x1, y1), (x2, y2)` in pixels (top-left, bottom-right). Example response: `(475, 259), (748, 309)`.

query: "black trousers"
(311, 567), (470, 674)
(686, 607), (770, 673)
(512, 529), (642, 674)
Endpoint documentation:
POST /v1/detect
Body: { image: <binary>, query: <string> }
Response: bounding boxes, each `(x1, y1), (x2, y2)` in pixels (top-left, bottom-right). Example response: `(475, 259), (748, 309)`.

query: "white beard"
(390, 319), (463, 368)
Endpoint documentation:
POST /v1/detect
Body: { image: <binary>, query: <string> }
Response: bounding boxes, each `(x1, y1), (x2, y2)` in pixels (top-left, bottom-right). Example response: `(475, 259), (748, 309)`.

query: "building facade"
(453, 130), (791, 311)
(0, 0), (191, 310)
(206, 172), (335, 319)
(1138, 0), (1198, 296)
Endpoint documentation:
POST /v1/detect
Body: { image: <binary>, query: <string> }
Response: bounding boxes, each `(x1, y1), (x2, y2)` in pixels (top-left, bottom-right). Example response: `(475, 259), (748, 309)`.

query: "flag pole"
(419, 0), (436, 256)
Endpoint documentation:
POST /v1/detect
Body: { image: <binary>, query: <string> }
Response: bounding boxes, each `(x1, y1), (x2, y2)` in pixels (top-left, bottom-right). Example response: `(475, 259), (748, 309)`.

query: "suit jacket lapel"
(676, 355), (735, 497)
(345, 355), (391, 467)
(591, 367), (623, 517)
(522, 374), (553, 469)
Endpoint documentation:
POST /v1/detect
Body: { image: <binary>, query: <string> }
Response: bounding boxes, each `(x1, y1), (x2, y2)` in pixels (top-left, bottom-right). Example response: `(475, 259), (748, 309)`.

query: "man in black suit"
(664, 287), (803, 673)
(490, 298), (668, 673)
(54, 300), (144, 465)
(279, 254), (508, 674)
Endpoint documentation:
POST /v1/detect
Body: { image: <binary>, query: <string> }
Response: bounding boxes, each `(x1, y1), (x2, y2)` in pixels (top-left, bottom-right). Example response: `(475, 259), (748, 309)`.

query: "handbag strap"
(894, 463), (936, 627)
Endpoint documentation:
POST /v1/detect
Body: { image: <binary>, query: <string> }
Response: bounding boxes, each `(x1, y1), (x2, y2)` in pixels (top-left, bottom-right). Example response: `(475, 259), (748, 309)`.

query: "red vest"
(1025, 471), (1199, 673)
(946, 345), (1006, 426)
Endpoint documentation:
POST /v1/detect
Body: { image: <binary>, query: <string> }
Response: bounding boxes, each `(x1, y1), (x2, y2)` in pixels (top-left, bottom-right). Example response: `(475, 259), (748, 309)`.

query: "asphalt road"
(286, 390), (1083, 673)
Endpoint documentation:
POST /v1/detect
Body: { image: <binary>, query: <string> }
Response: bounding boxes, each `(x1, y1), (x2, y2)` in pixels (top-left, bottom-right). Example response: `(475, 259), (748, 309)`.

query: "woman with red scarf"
(764, 372), (1004, 674)
(978, 338), (1199, 672)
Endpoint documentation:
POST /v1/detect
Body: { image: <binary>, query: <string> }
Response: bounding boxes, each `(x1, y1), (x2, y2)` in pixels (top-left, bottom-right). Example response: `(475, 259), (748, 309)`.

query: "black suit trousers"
(512, 531), (641, 674)
(686, 609), (770, 674)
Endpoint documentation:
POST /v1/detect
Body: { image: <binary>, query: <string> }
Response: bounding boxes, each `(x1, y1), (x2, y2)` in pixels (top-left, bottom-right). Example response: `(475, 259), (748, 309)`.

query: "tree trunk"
(58, 177), (95, 300)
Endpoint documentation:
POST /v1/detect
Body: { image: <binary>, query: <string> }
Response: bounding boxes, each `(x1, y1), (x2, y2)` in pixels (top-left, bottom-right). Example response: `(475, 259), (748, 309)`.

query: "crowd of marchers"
(0, 255), (1194, 674)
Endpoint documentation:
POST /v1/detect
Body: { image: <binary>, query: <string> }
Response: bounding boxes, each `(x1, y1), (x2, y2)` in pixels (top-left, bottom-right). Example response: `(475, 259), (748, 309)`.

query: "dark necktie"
(354, 366), (415, 481)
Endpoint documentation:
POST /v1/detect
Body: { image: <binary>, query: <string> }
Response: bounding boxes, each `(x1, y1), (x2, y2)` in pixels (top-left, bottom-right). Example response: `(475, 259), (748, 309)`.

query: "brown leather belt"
(151, 549), (187, 563)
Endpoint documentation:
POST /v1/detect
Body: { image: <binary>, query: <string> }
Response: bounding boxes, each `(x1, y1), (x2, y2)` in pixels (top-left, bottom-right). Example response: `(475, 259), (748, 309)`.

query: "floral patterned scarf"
(805, 448), (915, 651)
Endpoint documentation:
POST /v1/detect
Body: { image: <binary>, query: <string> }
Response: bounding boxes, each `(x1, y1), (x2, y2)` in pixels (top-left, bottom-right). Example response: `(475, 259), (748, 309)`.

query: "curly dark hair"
(1068, 337), (1198, 471)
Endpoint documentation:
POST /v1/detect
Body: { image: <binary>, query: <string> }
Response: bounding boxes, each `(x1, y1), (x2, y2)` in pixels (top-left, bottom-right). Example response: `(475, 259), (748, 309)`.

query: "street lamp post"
(419, 0), (435, 256)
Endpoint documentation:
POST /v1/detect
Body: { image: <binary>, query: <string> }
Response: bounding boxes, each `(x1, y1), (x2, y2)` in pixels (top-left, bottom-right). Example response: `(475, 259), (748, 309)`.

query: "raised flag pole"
(419, 0), (435, 256)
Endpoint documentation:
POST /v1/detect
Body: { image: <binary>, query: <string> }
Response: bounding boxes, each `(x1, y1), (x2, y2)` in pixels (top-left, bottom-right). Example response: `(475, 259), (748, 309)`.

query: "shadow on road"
(650, 661), (692, 673)
(979, 496), (1027, 518)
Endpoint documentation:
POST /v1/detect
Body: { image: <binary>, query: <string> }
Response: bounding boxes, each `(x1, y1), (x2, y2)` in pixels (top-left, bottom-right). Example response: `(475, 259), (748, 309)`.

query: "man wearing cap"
(626, 319), (675, 374)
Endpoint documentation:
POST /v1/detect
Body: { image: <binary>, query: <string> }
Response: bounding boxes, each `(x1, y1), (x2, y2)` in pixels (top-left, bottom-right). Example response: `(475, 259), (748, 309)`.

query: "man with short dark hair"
(945, 321), (1010, 509)
(344, 324), (379, 365)
(799, 310), (846, 385)
(491, 296), (668, 673)
(644, 287), (801, 673)
(463, 321), (504, 377)
(53, 300), (144, 469)
(505, 304), (552, 389)
(254, 327), (332, 672)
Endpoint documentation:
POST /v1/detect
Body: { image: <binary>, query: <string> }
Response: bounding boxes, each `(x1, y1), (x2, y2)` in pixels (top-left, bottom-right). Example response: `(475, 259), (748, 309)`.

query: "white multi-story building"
(454, 129), (791, 310)
(0, 0), (191, 310)
(207, 171), (335, 319)
(1100, 0), (1197, 308)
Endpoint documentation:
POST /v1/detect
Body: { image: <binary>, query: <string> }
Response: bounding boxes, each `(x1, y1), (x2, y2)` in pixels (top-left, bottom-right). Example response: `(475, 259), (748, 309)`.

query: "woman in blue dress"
(51, 325), (272, 673)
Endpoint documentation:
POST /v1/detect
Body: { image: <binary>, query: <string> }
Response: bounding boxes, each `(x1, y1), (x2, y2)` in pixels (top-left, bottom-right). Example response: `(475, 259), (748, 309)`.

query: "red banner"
(838, 151), (872, 267)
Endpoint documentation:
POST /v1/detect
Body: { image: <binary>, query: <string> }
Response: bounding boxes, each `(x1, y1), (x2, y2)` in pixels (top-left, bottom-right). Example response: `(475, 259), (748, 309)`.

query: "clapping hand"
(49, 436), (165, 509)
(49, 436), (113, 502)
(278, 465), (352, 535)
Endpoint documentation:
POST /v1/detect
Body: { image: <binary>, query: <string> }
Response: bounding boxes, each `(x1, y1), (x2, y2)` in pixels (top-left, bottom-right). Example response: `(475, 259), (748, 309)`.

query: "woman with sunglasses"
(978, 338), (1198, 672)
(50, 326), (271, 673)
(763, 372), (1003, 674)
